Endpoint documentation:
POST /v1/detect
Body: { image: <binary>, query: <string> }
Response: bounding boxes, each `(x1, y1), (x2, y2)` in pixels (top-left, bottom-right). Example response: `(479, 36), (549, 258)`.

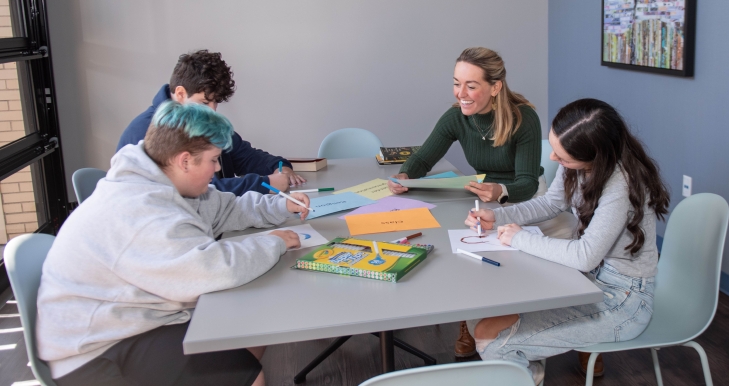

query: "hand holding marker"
(261, 182), (314, 212)
(475, 200), (482, 235)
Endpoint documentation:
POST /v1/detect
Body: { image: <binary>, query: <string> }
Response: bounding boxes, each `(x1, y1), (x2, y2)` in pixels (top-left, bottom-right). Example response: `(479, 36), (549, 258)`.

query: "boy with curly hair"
(117, 49), (305, 195)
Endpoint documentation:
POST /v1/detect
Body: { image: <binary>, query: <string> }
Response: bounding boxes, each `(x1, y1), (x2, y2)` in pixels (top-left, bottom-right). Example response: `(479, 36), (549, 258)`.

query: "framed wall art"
(602, 0), (695, 77)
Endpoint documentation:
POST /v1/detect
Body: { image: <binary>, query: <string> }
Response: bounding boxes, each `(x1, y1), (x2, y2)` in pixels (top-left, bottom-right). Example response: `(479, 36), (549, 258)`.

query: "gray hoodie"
(36, 143), (295, 378)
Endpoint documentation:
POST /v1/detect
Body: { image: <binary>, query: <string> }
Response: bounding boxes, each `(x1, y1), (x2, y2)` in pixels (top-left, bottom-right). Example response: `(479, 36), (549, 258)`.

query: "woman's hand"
(285, 192), (310, 221)
(464, 208), (496, 232)
(280, 166), (307, 186)
(270, 230), (301, 249)
(464, 182), (503, 202)
(497, 224), (522, 246)
(388, 173), (409, 194)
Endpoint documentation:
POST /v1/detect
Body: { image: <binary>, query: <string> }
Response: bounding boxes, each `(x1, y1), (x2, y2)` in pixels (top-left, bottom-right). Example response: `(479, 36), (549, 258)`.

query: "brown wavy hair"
(169, 50), (236, 103)
(553, 98), (670, 254)
(453, 47), (534, 146)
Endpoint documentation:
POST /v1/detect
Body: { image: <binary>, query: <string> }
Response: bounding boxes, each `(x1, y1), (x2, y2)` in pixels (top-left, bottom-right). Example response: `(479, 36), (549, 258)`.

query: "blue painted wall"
(548, 1), (729, 277)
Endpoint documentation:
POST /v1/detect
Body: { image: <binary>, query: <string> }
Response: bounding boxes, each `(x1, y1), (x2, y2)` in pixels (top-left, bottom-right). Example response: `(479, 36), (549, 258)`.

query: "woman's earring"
(492, 98), (497, 111)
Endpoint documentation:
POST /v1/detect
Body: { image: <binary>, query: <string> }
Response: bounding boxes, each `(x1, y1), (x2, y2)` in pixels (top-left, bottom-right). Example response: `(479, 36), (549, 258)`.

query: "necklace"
(470, 115), (489, 140)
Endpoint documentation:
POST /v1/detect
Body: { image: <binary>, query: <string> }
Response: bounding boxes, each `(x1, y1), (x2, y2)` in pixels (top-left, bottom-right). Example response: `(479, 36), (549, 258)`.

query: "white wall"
(47, 0), (548, 196)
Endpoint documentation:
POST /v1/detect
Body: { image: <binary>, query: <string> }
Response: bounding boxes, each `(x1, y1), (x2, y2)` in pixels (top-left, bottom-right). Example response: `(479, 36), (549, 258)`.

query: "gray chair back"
(649, 193), (729, 343)
(359, 360), (534, 386)
(71, 168), (106, 204)
(318, 128), (383, 159)
(4, 233), (58, 386)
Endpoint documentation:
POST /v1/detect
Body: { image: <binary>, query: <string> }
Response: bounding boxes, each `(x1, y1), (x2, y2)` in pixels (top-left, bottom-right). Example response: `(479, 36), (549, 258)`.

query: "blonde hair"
(454, 47), (534, 147)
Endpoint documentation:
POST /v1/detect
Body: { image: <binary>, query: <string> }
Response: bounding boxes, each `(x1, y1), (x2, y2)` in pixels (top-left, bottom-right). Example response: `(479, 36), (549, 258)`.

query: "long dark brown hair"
(553, 99), (670, 254)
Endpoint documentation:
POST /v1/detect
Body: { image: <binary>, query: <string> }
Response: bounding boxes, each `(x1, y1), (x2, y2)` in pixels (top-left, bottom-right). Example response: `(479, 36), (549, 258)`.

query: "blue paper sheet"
(422, 171), (460, 179)
(307, 191), (376, 219)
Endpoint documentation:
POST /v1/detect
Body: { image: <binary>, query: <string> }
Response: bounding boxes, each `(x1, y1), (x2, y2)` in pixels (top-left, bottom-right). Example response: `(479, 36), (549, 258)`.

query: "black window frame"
(0, 0), (69, 292)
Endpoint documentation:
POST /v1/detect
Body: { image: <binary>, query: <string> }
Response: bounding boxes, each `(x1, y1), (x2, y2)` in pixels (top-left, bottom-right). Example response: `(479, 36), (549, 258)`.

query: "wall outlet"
(682, 175), (692, 197)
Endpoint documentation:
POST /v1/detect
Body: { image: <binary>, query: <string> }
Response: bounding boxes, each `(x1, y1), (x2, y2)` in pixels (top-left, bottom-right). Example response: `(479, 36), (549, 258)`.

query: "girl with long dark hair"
(463, 98), (670, 384)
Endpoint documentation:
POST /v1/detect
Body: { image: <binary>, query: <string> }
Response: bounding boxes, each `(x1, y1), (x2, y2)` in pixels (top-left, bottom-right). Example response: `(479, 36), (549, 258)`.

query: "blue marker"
(262, 181), (314, 212)
(279, 160), (283, 173)
(456, 248), (501, 267)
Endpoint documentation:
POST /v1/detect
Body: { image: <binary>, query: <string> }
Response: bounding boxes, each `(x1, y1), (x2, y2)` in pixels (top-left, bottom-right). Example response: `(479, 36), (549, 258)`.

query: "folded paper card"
(339, 196), (436, 219)
(308, 192), (376, 219)
(333, 178), (392, 200)
(225, 224), (328, 250)
(345, 207), (441, 236)
(390, 174), (485, 189)
(448, 226), (543, 253)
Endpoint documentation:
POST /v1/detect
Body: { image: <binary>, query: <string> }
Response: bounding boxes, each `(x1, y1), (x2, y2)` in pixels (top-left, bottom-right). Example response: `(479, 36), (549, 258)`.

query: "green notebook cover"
(294, 237), (433, 283)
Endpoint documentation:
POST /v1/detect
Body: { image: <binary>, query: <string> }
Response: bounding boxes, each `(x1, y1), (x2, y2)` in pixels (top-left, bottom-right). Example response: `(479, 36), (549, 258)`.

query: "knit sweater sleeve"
(399, 108), (459, 178)
(502, 167), (632, 272)
(503, 106), (542, 202)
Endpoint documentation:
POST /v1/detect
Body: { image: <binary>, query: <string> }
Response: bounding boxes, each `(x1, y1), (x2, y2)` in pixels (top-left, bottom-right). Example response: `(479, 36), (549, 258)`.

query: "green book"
(294, 237), (433, 283)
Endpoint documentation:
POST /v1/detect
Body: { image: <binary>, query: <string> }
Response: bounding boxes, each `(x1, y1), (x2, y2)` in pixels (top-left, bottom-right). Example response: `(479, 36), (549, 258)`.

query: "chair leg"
(539, 359), (546, 386)
(650, 348), (664, 386)
(584, 352), (599, 386)
(683, 341), (713, 386)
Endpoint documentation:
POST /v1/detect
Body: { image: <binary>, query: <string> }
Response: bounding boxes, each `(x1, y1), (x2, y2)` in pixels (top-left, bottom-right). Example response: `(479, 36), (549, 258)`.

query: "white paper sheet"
(448, 226), (544, 253)
(225, 224), (328, 250)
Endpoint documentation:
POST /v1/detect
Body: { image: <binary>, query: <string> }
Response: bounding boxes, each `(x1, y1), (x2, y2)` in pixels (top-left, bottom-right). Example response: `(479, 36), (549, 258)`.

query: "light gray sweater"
(494, 165), (658, 278)
(36, 143), (296, 378)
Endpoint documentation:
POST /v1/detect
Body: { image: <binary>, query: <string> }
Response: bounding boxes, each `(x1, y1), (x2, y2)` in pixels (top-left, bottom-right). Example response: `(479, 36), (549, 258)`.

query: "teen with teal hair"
(36, 101), (309, 386)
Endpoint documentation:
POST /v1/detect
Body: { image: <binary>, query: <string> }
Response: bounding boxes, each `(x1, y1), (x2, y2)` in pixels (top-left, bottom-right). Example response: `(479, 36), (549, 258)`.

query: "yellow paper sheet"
(345, 207), (441, 236)
(334, 178), (392, 200)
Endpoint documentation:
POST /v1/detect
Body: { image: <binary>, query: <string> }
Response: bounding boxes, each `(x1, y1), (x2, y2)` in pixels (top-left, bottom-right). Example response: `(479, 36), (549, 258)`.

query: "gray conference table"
(183, 157), (603, 376)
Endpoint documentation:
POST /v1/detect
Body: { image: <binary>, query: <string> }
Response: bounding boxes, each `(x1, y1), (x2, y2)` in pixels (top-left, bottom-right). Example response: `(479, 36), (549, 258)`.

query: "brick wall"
(0, 0), (38, 244)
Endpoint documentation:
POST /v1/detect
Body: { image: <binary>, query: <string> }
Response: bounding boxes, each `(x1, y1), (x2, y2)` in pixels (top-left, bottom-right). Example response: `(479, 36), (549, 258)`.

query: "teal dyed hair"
(151, 101), (233, 150)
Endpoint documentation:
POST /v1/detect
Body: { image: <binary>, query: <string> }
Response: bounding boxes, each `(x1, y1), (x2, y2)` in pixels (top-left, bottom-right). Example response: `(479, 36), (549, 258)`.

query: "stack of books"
(287, 158), (327, 172)
(294, 237), (433, 282)
(375, 146), (421, 165)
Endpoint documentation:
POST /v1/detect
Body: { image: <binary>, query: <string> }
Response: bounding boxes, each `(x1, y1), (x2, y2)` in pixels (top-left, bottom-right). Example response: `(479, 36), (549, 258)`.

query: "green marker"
(290, 187), (335, 193)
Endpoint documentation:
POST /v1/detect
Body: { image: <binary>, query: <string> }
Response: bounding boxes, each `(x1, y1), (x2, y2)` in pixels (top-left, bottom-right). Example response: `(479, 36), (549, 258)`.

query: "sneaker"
(528, 361), (545, 385)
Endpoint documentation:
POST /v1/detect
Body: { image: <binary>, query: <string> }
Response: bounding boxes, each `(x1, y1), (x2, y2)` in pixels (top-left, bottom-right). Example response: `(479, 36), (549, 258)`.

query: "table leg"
(380, 330), (395, 372)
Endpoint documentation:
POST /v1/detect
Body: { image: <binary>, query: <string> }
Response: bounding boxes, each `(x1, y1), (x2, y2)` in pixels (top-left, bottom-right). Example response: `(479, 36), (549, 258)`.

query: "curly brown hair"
(169, 50), (236, 104)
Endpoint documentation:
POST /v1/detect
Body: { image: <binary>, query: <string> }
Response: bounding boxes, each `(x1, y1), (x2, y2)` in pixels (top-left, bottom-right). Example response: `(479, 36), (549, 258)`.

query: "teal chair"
(564, 193), (729, 386)
(71, 167), (106, 203)
(4, 233), (58, 386)
(540, 139), (558, 187)
(359, 360), (534, 386)
(318, 128), (383, 159)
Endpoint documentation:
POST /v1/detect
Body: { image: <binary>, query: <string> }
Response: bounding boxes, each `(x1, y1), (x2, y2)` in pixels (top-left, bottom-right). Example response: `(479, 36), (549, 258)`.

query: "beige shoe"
(454, 321), (477, 357)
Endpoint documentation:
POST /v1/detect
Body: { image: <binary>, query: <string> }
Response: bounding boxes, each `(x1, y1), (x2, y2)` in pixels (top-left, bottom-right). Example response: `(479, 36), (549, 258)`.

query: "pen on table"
(290, 187), (335, 193)
(475, 200), (482, 236)
(390, 232), (423, 244)
(278, 160), (283, 173)
(261, 182), (315, 212)
(456, 248), (501, 267)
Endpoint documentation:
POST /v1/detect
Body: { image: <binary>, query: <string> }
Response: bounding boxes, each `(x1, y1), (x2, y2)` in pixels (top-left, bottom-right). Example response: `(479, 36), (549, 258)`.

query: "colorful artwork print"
(602, 0), (694, 76)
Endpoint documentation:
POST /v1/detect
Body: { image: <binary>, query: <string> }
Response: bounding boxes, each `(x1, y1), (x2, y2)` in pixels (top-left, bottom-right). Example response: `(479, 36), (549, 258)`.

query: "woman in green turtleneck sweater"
(387, 47), (545, 204)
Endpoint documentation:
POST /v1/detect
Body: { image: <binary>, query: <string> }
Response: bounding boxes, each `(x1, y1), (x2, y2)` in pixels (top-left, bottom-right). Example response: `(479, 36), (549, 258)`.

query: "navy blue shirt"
(117, 85), (291, 195)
